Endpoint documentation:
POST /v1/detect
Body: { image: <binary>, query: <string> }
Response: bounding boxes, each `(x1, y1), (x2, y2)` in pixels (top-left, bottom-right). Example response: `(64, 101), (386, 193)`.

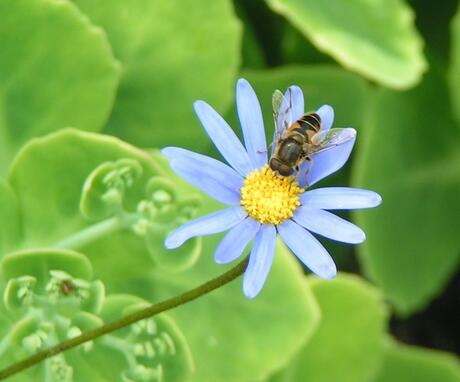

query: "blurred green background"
(0, 0), (459, 381)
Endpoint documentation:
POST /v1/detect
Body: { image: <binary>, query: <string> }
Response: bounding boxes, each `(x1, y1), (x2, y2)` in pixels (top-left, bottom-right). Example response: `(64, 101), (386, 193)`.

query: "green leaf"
(7, 129), (203, 276)
(103, 295), (194, 382)
(265, 0), (427, 89)
(233, 2), (267, 69)
(280, 25), (332, 66)
(80, 280), (105, 315)
(4, 277), (36, 312)
(145, 223), (202, 272)
(109, 239), (320, 382)
(269, 273), (388, 382)
(0, 308), (11, 337)
(448, 3), (460, 125)
(142, 174), (203, 272)
(71, 310), (103, 333)
(9, 316), (42, 348)
(8, 129), (163, 248)
(67, 295), (194, 382)
(352, 67), (460, 314)
(0, 180), (20, 254)
(79, 158), (144, 220)
(0, 0), (119, 172)
(373, 339), (460, 382)
(1, 249), (93, 289)
(73, 0), (241, 151)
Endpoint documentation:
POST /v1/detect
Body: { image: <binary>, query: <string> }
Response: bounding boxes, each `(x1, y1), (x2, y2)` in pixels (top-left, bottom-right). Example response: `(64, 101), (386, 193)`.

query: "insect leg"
(257, 143), (270, 154)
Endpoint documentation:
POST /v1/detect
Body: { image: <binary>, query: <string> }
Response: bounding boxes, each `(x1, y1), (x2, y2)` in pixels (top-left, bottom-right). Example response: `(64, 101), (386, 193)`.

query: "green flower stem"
(0, 256), (248, 380)
(53, 214), (137, 250)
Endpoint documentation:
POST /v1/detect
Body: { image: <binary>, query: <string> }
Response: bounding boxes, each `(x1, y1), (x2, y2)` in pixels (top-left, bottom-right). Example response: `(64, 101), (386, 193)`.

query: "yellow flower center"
(240, 165), (303, 225)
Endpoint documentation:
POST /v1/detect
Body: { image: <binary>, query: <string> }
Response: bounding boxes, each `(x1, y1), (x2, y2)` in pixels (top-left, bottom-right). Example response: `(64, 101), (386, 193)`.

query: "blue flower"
(162, 79), (381, 298)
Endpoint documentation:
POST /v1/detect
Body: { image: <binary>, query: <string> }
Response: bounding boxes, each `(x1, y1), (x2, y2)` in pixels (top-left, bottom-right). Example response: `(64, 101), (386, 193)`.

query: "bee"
(269, 88), (355, 183)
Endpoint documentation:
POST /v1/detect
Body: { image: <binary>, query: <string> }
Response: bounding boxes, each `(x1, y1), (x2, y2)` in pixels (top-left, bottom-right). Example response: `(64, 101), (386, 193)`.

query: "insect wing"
(297, 128), (356, 188)
(311, 128), (356, 153)
(272, 89), (285, 121)
(272, 89), (293, 136)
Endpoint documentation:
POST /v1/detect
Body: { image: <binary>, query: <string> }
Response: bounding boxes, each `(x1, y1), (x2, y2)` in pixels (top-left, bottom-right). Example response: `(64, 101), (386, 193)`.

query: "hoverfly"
(269, 88), (355, 184)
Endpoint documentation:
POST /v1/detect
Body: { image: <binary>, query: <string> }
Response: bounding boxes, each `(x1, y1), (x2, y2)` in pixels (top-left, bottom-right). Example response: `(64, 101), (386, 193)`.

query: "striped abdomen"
(292, 113), (321, 143)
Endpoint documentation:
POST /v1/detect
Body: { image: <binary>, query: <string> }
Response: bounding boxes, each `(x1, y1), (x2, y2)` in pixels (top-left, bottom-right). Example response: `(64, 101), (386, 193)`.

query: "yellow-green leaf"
(0, 0), (119, 172)
(373, 339), (460, 382)
(74, 0), (241, 151)
(266, 0), (427, 89)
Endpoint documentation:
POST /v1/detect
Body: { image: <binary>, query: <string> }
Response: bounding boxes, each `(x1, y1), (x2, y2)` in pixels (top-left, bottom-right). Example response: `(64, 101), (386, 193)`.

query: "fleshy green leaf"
(269, 273), (388, 382)
(0, 180), (20, 254)
(79, 158), (144, 220)
(373, 339), (460, 382)
(80, 280), (105, 314)
(70, 311), (103, 332)
(265, 0), (427, 89)
(143, 175), (203, 272)
(1, 249), (93, 289)
(0, 0), (119, 172)
(8, 129), (163, 248)
(4, 276), (37, 312)
(103, 295), (194, 382)
(234, 3), (267, 69)
(9, 316), (42, 348)
(280, 24), (332, 66)
(0, 307), (11, 337)
(109, 239), (320, 382)
(352, 68), (460, 314)
(73, 0), (241, 151)
(145, 224), (202, 272)
(448, 3), (460, 125)
(7, 129), (203, 276)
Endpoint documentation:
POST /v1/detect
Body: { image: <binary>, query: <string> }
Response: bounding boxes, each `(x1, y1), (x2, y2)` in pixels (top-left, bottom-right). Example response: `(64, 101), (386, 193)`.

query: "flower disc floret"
(240, 165), (302, 225)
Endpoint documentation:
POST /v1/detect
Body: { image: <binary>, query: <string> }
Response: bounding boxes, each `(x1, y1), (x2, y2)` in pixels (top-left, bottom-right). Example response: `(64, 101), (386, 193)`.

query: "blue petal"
(289, 85), (304, 121)
(237, 79), (267, 168)
(278, 220), (336, 279)
(316, 105), (334, 134)
(243, 224), (277, 299)
(214, 217), (260, 264)
(293, 206), (365, 244)
(301, 187), (382, 210)
(193, 100), (253, 176)
(165, 206), (247, 249)
(297, 128), (356, 187)
(162, 147), (243, 205)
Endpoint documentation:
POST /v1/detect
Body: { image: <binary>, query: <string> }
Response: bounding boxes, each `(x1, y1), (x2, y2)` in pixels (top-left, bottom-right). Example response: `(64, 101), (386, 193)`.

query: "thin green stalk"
(0, 257), (248, 380)
(53, 214), (136, 250)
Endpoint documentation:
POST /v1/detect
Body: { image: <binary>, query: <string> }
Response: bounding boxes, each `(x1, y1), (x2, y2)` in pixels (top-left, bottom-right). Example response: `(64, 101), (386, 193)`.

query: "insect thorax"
(277, 138), (303, 165)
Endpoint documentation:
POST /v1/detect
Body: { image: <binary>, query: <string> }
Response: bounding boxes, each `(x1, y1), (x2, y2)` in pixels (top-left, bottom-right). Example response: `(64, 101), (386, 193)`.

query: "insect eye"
(279, 166), (294, 176)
